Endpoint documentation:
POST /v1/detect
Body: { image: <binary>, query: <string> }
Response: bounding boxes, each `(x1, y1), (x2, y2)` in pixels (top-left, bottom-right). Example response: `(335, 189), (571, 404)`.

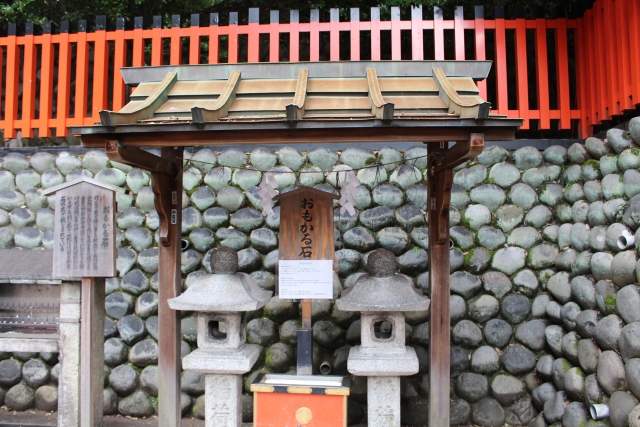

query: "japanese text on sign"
(52, 183), (116, 277)
(278, 259), (333, 299)
(299, 198), (314, 258)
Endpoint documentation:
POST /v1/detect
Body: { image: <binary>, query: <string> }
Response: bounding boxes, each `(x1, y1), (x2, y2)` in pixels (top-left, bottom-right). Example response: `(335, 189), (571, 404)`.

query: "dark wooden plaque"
(274, 187), (338, 262)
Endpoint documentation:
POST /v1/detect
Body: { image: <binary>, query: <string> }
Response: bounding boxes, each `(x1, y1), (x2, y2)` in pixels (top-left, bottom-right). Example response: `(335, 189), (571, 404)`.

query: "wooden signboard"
(274, 187), (337, 262)
(273, 187), (338, 375)
(43, 176), (123, 427)
(43, 177), (122, 278)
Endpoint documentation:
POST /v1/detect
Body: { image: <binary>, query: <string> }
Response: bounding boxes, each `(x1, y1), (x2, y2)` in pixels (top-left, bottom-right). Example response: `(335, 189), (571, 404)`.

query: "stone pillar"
(58, 281), (81, 427)
(205, 374), (243, 427)
(367, 377), (401, 427)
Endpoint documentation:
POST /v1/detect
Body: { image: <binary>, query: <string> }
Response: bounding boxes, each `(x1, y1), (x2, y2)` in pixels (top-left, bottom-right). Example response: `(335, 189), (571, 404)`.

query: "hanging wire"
(176, 153), (430, 176)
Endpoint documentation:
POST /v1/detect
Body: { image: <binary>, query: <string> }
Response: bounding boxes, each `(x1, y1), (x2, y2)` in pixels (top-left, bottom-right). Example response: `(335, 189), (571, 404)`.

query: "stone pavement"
(0, 407), (205, 427)
(0, 408), (258, 427)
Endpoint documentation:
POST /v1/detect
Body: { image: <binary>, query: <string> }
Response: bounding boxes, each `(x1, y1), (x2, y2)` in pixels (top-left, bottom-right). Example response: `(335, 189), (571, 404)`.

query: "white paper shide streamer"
(258, 172), (278, 217)
(338, 170), (360, 216)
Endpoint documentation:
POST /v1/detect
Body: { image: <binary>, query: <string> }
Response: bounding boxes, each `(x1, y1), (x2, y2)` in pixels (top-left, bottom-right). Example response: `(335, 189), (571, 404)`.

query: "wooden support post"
(156, 147), (184, 427)
(105, 142), (184, 427)
(427, 142), (452, 427)
(301, 300), (312, 329)
(80, 277), (105, 427)
(297, 299), (313, 375)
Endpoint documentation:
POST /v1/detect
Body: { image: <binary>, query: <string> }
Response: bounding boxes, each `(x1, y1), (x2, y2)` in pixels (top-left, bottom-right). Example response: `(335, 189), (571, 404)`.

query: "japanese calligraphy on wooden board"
(42, 177), (124, 278)
(274, 187), (338, 299)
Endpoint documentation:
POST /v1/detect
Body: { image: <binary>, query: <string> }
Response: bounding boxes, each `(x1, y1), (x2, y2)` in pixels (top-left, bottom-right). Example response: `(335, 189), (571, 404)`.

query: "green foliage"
(0, 0), (48, 27)
(0, 0), (210, 30)
(0, 0), (581, 30)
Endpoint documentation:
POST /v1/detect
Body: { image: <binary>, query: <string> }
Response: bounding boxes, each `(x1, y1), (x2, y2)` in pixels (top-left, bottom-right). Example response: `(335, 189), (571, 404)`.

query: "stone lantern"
(168, 247), (272, 427)
(336, 248), (430, 427)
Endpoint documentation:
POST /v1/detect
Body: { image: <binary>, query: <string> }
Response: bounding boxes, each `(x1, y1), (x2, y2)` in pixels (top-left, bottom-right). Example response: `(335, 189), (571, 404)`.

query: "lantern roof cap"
(336, 249), (429, 312)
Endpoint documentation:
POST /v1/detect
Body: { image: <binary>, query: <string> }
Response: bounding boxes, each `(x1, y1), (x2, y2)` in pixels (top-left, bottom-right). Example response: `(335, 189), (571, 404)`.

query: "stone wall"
(1, 120), (640, 426)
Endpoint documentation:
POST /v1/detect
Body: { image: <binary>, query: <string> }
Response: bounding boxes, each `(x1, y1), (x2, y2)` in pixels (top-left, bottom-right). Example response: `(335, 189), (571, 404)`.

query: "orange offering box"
(251, 374), (350, 427)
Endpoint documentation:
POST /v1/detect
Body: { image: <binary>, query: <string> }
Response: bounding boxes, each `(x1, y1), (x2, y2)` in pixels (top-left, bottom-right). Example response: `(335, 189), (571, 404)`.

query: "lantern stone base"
(347, 345), (419, 376)
(182, 344), (261, 374)
(205, 374), (243, 427)
(367, 376), (402, 427)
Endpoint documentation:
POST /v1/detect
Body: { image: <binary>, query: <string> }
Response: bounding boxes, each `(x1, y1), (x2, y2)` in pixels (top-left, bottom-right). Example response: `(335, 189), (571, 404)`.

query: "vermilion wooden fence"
(575, 0), (640, 137)
(0, 0), (638, 140)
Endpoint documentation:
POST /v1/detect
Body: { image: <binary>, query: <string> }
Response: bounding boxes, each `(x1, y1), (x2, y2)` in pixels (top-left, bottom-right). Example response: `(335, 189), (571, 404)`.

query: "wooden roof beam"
(433, 67), (490, 119)
(191, 70), (241, 124)
(100, 72), (177, 127)
(286, 68), (308, 122)
(366, 68), (394, 121)
(104, 140), (181, 247)
(433, 133), (485, 174)
(105, 140), (178, 176)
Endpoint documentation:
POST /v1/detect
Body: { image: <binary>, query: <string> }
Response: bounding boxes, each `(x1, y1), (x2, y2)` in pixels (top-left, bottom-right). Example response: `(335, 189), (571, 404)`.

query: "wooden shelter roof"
(72, 61), (522, 147)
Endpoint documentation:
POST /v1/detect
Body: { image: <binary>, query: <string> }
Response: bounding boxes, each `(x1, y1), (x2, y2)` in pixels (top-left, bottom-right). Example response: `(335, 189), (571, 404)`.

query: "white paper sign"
(278, 259), (333, 299)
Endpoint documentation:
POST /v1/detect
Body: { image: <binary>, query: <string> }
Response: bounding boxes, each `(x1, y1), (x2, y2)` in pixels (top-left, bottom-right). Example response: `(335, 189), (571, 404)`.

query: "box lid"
(250, 373), (350, 396)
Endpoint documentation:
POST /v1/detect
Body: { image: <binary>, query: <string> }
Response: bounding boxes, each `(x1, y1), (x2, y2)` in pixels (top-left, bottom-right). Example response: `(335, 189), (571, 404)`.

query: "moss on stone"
(364, 157), (377, 166)
(605, 295), (616, 311)
(463, 250), (474, 267)
(582, 159), (600, 169)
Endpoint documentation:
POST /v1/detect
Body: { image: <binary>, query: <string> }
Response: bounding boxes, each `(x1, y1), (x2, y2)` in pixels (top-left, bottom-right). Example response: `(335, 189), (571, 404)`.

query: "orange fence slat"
(411, 5), (423, 60)
(535, 15), (550, 130)
(615, 0), (631, 110)
(555, 17), (571, 130)
(55, 23), (71, 137)
(474, 7), (487, 100)
(151, 17), (163, 66)
(604, 0), (620, 116)
(350, 8), (360, 61)
(391, 7), (401, 60)
(310, 10), (320, 62)
(4, 26), (19, 139)
(92, 18), (109, 121)
(189, 15), (201, 65)
(21, 26), (36, 138)
(494, 8), (509, 115)
(0, 44), (4, 134)
(593, 5), (609, 121)
(514, 12), (529, 129)
(113, 18), (127, 111)
(433, 7), (445, 60)
(454, 7), (465, 60)
(330, 9), (339, 61)
(270, 11), (280, 62)
(371, 7), (381, 61)
(209, 14), (220, 64)
(586, 9), (600, 127)
(73, 22), (89, 127)
(289, 10), (299, 62)
(576, 13), (591, 137)
(629, 0), (640, 104)
(132, 18), (144, 67)
(39, 25), (54, 137)
(248, 8), (260, 63)
(228, 12), (239, 64)
(169, 16), (182, 65)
